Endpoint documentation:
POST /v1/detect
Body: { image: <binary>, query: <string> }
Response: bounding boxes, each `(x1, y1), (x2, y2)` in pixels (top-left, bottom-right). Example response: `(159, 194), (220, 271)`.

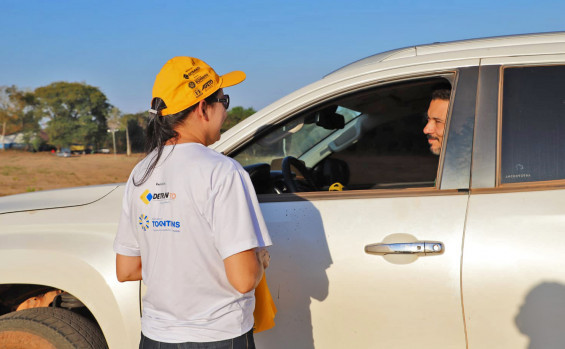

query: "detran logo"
(138, 214), (149, 231)
(140, 189), (176, 205)
(140, 189), (152, 205)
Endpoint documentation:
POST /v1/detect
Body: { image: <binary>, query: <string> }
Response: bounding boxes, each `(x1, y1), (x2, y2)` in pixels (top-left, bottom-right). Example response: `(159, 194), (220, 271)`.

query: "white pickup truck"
(2, 32), (565, 348)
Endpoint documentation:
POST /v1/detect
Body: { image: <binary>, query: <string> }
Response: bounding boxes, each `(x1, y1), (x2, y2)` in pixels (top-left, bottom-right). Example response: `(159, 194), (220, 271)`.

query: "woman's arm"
(224, 248), (270, 294)
(116, 254), (142, 282)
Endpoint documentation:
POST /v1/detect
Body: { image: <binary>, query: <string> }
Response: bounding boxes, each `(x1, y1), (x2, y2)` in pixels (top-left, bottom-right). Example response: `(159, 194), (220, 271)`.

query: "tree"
(107, 107), (121, 155)
(0, 86), (37, 151)
(0, 86), (19, 150)
(16, 92), (40, 151)
(120, 112), (146, 156)
(34, 82), (111, 151)
(221, 106), (256, 132)
(107, 107), (150, 156)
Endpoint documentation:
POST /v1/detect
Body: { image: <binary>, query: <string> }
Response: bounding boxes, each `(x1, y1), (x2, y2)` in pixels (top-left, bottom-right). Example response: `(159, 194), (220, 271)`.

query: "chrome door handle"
(364, 241), (444, 256)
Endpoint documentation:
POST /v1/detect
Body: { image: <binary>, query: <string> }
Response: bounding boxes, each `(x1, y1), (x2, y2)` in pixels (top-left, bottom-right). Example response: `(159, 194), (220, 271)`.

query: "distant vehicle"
(37, 144), (57, 152)
(1, 32), (565, 348)
(70, 144), (85, 154)
(55, 148), (71, 157)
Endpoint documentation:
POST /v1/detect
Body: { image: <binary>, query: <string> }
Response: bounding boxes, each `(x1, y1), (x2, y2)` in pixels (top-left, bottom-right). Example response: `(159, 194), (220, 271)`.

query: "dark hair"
(133, 89), (221, 186)
(431, 87), (451, 101)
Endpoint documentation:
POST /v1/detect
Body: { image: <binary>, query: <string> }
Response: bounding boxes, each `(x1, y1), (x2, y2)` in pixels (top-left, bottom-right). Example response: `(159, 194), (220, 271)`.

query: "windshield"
(233, 106), (361, 167)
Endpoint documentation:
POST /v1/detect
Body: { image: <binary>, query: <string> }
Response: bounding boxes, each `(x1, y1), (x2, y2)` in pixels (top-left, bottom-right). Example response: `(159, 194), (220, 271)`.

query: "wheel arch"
(0, 249), (140, 348)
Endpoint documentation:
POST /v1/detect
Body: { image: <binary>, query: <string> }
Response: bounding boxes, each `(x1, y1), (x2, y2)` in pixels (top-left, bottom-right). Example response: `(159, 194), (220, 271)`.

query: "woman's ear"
(199, 100), (210, 121)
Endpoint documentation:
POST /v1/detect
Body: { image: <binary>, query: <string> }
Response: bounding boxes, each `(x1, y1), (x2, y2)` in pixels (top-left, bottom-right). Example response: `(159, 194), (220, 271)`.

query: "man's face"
(423, 98), (449, 155)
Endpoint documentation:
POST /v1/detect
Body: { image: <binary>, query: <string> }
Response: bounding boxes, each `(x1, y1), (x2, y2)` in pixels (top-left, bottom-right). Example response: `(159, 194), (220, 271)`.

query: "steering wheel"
(281, 156), (318, 193)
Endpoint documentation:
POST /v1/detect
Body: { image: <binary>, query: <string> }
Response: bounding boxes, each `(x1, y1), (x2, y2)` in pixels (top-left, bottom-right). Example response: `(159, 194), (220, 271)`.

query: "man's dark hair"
(431, 88), (451, 101)
(432, 81), (451, 101)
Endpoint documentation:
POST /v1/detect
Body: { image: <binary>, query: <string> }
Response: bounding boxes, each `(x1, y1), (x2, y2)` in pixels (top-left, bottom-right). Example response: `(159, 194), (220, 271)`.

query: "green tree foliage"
(221, 106), (256, 132)
(0, 86), (21, 149)
(0, 86), (38, 150)
(121, 112), (146, 154)
(100, 111), (146, 155)
(107, 107), (121, 155)
(34, 82), (111, 151)
(106, 108), (147, 155)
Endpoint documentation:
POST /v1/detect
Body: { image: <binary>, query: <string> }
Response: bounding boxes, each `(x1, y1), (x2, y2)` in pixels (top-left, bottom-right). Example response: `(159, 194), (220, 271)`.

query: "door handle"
(364, 241), (444, 256)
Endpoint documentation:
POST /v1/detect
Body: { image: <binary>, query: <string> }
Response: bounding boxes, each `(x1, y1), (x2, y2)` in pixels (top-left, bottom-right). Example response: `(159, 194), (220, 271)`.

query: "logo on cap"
(188, 82), (196, 89)
(194, 89), (202, 97)
(202, 80), (214, 91)
(194, 74), (209, 84)
(183, 67), (200, 79)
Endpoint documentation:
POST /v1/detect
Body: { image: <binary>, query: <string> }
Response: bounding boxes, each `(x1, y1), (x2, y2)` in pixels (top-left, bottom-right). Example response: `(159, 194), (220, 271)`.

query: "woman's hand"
(256, 248), (270, 269)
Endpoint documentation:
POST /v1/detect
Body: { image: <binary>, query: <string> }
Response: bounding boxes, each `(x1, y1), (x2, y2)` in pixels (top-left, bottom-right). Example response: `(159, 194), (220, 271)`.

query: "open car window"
(234, 106), (362, 167)
(232, 75), (454, 194)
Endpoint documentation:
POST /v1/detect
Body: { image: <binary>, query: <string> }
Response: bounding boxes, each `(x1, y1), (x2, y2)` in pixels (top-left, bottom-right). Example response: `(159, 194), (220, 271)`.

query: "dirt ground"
(0, 151), (144, 197)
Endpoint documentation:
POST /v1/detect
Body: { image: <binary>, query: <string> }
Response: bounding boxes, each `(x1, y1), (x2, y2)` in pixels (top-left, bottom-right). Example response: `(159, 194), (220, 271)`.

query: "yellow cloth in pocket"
(253, 273), (277, 333)
(329, 182), (344, 191)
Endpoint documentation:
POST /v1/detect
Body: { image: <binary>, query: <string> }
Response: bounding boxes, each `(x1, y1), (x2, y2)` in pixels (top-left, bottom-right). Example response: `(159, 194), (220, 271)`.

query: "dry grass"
(0, 151), (143, 197)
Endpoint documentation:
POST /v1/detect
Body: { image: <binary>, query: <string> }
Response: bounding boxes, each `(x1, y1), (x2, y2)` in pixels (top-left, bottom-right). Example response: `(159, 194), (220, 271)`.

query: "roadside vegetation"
(0, 83), (256, 154)
(0, 83), (256, 196)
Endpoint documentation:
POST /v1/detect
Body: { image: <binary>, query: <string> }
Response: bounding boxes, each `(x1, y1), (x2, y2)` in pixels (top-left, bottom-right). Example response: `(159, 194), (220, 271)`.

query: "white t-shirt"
(113, 143), (272, 343)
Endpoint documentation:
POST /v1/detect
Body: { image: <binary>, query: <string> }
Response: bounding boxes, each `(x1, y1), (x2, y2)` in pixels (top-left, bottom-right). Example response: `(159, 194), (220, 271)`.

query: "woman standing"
(114, 56), (271, 348)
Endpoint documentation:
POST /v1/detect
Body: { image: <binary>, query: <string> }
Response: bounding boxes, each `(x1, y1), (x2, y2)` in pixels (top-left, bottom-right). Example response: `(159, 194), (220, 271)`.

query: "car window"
(232, 75), (454, 194)
(500, 65), (565, 184)
(234, 107), (362, 166)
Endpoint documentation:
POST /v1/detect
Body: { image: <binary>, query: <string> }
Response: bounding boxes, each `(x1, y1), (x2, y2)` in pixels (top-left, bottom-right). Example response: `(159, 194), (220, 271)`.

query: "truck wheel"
(0, 307), (107, 349)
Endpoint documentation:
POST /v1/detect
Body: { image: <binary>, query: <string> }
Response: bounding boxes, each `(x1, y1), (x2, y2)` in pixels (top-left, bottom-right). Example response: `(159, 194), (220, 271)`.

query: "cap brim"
(220, 71), (246, 88)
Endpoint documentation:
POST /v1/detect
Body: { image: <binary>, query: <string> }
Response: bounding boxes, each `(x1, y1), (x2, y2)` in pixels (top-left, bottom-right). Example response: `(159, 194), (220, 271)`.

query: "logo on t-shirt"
(151, 219), (181, 229)
(138, 213), (181, 232)
(140, 189), (177, 205)
(138, 214), (149, 231)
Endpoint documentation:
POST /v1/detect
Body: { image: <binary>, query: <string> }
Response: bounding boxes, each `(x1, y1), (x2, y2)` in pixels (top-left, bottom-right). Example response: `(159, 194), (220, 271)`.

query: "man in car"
(423, 89), (451, 155)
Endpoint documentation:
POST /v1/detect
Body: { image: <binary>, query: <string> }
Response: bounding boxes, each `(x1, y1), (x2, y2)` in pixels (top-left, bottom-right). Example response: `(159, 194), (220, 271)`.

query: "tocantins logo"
(188, 82), (196, 89)
(138, 214), (149, 231)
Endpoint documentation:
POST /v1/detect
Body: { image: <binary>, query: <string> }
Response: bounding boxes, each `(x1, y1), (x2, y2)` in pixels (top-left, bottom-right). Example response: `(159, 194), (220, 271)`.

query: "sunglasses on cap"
(212, 95), (230, 110)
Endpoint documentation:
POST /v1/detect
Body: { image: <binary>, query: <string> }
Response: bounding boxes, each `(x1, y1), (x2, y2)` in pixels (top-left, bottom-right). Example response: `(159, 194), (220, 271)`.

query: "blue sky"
(1, 0), (563, 114)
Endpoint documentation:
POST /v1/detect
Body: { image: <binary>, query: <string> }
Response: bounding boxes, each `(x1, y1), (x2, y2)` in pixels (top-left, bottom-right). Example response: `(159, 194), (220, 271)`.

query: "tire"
(0, 307), (107, 349)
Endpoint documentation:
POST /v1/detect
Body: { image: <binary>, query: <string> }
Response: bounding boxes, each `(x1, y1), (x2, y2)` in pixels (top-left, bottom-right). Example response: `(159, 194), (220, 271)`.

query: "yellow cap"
(152, 57), (246, 116)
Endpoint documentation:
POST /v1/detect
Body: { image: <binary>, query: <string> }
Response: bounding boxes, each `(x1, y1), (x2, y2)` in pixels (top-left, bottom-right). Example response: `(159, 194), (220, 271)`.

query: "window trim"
(438, 66), (479, 191)
(472, 180), (565, 195)
(470, 64), (499, 189)
(258, 187), (467, 203)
